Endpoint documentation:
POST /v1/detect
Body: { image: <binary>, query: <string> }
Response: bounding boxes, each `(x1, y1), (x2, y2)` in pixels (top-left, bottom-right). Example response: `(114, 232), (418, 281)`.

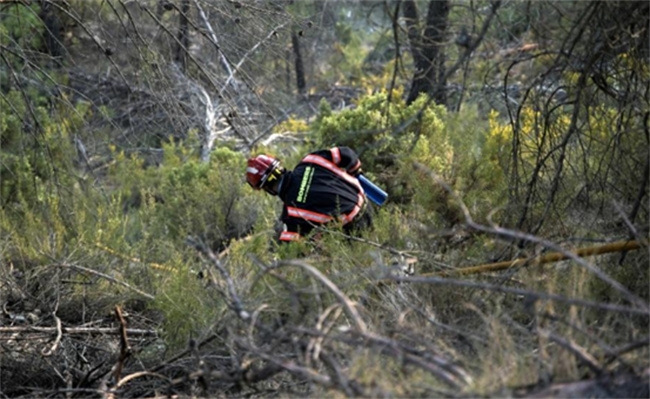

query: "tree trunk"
(404, 0), (449, 105)
(38, 0), (64, 67)
(175, 0), (191, 72)
(285, 48), (292, 92)
(291, 29), (306, 95)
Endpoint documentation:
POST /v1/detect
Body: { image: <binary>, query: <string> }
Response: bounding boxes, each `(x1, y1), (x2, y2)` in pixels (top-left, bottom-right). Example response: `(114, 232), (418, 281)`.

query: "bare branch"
(604, 336), (650, 366)
(542, 329), (602, 374)
(113, 306), (131, 382)
(186, 237), (250, 320)
(41, 313), (62, 357)
(0, 326), (156, 336)
(191, 0), (236, 80)
(116, 371), (171, 389)
(384, 273), (649, 316)
(218, 21), (289, 97)
(268, 260), (368, 334)
(53, 263), (155, 300)
(413, 162), (649, 311)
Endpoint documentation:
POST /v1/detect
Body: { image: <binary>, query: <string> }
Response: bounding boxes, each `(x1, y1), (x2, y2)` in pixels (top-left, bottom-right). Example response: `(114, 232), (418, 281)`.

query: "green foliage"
(273, 116), (310, 133)
(0, 2), (44, 51)
(370, 206), (418, 249)
(316, 15), (406, 90)
(312, 91), (503, 226)
(0, 89), (81, 209)
(313, 90), (439, 174)
(490, 1), (532, 44)
(108, 143), (272, 251)
(152, 262), (223, 350)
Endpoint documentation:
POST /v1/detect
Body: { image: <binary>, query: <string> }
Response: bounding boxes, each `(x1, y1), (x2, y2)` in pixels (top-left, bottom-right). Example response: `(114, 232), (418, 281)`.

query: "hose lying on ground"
(428, 239), (645, 277)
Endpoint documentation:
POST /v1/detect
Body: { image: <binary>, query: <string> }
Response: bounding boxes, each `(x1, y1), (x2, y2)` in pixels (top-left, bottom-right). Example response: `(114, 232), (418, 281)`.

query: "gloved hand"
(351, 167), (363, 177)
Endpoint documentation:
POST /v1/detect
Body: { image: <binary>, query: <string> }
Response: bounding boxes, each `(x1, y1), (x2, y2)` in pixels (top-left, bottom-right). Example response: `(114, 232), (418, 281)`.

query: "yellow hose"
(427, 239), (644, 277)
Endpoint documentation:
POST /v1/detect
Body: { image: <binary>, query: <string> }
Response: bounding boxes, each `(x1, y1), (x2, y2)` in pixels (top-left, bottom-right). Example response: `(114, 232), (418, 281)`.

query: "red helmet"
(246, 154), (284, 193)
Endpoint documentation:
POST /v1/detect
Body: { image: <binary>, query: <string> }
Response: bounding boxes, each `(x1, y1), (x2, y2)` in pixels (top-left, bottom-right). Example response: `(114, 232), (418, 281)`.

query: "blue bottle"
(358, 175), (388, 206)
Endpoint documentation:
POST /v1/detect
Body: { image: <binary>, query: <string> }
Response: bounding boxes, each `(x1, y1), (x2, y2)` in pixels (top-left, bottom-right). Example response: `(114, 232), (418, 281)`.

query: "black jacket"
(277, 147), (368, 241)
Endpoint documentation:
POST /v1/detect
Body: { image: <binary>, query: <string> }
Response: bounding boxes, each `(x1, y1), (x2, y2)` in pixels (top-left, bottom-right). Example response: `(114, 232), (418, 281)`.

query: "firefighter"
(246, 147), (372, 242)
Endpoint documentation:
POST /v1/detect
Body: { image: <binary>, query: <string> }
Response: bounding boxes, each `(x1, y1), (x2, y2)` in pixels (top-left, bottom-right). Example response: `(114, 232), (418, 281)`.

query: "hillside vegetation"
(1, 1), (648, 397)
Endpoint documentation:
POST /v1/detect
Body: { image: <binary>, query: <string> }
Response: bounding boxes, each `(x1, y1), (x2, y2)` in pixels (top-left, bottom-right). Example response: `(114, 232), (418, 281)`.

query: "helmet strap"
(262, 167), (284, 195)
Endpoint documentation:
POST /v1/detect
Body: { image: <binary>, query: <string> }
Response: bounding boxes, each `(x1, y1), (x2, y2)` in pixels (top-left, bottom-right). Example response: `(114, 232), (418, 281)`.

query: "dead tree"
(175, 0), (191, 72)
(403, 0), (450, 105)
(291, 28), (307, 95)
(38, 0), (65, 66)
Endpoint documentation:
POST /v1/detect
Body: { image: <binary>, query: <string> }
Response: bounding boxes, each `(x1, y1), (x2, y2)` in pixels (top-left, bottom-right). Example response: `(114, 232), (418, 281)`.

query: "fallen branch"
(41, 313), (62, 356)
(116, 371), (171, 389)
(0, 326), (156, 336)
(113, 306), (131, 382)
(94, 242), (177, 273)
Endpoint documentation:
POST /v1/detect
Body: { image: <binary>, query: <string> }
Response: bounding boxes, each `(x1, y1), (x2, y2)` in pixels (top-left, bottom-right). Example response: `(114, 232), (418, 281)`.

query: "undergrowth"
(1, 89), (647, 396)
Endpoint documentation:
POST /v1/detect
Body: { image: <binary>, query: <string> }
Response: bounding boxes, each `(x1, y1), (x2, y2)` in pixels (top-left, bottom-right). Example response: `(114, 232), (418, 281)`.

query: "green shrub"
(107, 143), (274, 252)
(311, 91), (504, 229)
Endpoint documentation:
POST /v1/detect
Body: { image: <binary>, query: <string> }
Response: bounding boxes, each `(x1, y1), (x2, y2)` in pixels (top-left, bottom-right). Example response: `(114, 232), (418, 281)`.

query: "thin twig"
(191, 0), (235, 79)
(604, 336), (650, 366)
(53, 263), (155, 300)
(218, 22), (289, 96)
(41, 313), (62, 356)
(385, 273), (649, 316)
(542, 329), (602, 374)
(269, 260), (367, 334)
(186, 237), (250, 319)
(116, 371), (170, 389)
(0, 326), (156, 336)
(113, 306), (132, 382)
